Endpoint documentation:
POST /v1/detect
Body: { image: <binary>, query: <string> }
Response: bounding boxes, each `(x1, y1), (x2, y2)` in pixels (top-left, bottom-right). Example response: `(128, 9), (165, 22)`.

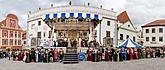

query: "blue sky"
(0, 0), (165, 30)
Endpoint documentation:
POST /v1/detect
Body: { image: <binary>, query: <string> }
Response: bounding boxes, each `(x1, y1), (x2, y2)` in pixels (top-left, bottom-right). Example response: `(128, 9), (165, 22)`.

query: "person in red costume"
(129, 48), (133, 60)
(17, 51), (22, 61)
(54, 48), (58, 62)
(134, 49), (139, 59)
(87, 48), (92, 61)
(105, 48), (110, 61)
(20, 50), (25, 61)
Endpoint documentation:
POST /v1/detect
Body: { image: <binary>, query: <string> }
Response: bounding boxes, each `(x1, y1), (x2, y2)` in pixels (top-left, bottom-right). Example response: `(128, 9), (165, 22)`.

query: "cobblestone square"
(0, 58), (165, 70)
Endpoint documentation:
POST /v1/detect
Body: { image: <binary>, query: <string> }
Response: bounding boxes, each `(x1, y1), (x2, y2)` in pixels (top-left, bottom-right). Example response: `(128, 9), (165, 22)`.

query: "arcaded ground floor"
(0, 58), (165, 70)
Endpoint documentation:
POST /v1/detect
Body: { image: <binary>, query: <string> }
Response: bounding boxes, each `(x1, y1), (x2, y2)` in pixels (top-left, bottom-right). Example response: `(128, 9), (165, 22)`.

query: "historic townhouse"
(0, 14), (22, 50)
(142, 19), (165, 48)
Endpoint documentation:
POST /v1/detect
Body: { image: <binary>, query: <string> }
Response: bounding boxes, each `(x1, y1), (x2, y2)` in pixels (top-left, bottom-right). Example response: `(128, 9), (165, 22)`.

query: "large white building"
(117, 11), (140, 45)
(27, 5), (118, 49)
(142, 19), (165, 48)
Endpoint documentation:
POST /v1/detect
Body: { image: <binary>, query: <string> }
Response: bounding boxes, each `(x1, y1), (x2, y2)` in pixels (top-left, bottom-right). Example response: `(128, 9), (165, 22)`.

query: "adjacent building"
(0, 14), (22, 50)
(117, 11), (139, 45)
(142, 19), (165, 48)
(22, 29), (27, 49)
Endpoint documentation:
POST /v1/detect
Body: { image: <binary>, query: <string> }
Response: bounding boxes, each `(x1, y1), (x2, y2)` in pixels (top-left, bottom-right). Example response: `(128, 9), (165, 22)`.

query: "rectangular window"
(43, 32), (46, 37)
(4, 32), (7, 37)
(15, 40), (17, 45)
(107, 21), (110, 26)
(18, 34), (20, 38)
(146, 37), (149, 41)
(159, 28), (163, 33)
(159, 37), (163, 42)
(10, 39), (13, 45)
(120, 34), (123, 40)
(146, 29), (149, 33)
(106, 31), (110, 37)
(152, 37), (156, 41)
(152, 28), (155, 33)
(4, 39), (7, 45)
(37, 32), (41, 38)
(10, 32), (13, 37)
(24, 41), (26, 44)
(31, 24), (35, 29)
(15, 32), (17, 38)
(126, 35), (129, 39)
(38, 21), (41, 26)
(133, 36), (136, 41)
(18, 40), (21, 45)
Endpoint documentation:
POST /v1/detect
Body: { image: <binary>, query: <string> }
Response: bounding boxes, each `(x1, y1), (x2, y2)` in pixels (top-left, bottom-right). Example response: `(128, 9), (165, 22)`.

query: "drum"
(79, 52), (86, 61)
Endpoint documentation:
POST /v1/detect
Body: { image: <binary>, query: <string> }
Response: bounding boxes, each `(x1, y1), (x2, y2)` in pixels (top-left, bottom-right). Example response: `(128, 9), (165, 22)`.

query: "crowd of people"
(0, 47), (165, 63)
(86, 47), (165, 62)
(0, 48), (65, 63)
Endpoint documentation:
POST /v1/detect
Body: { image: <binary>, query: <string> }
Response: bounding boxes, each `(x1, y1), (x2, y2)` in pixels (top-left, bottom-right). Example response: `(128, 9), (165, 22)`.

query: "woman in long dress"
(87, 48), (92, 61)
(54, 48), (58, 62)
(105, 48), (110, 61)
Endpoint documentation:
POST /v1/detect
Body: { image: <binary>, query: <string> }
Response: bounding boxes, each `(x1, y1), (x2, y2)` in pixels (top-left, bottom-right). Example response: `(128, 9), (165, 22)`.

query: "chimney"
(29, 11), (31, 14)
(100, 5), (102, 8)
(111, 8), (114, 11)
(39, 7), (41, 10)
(69, 1), (72, 6)
(88, 2), (90, 6)
(51, 4), (53, 7)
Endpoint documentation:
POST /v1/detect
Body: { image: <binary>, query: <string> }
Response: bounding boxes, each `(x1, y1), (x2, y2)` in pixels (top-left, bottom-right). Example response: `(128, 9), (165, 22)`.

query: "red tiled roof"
(6, 14), (18, 20)
(142, 19), (165, 27)
(117, 11), (130, 23)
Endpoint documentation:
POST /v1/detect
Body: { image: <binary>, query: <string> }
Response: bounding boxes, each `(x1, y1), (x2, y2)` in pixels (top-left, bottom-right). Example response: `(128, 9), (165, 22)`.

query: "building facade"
(117, 11), (139, 45)
(22, 30), (26, 49)
(27, 5), (118, 49)
(142, 19), (165, 48)
(0, 14), (22, 50)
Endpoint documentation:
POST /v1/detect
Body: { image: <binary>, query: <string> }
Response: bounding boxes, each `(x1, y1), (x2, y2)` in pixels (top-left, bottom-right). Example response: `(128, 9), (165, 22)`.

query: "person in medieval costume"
(134, 48), (139, 59)
(92, 48), (99, 62)
(25, 50), (30, 63)
(30, 48), (35, 62)
(59, 48), (64, 62)
(20, 50), (25, 61)
(40, 49), (45, 62)
(12, 49), (16, 61)
(44, 49), (49, 63)
(110, 48), (115, 61)
(129, 48), (133, 60)
(49, 48), (54, 63)
(120, 48), (126, 61)
(105, 48), (110, 61)
(87, 48), (92, 61)
(35, 49), (40, 63)
(54, 48), (58, 62)
(17, 51), (22, 61)
(126, 49), (130, 60)
(23, 50), (26, 62)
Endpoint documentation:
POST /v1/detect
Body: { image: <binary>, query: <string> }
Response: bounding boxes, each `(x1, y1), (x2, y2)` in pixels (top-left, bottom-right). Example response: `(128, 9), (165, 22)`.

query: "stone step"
(63, 61), (79, 64)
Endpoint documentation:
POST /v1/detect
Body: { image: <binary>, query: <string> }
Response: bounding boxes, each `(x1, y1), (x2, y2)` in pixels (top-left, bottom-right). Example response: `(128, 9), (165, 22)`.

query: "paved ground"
(0, 58), (165, 70)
